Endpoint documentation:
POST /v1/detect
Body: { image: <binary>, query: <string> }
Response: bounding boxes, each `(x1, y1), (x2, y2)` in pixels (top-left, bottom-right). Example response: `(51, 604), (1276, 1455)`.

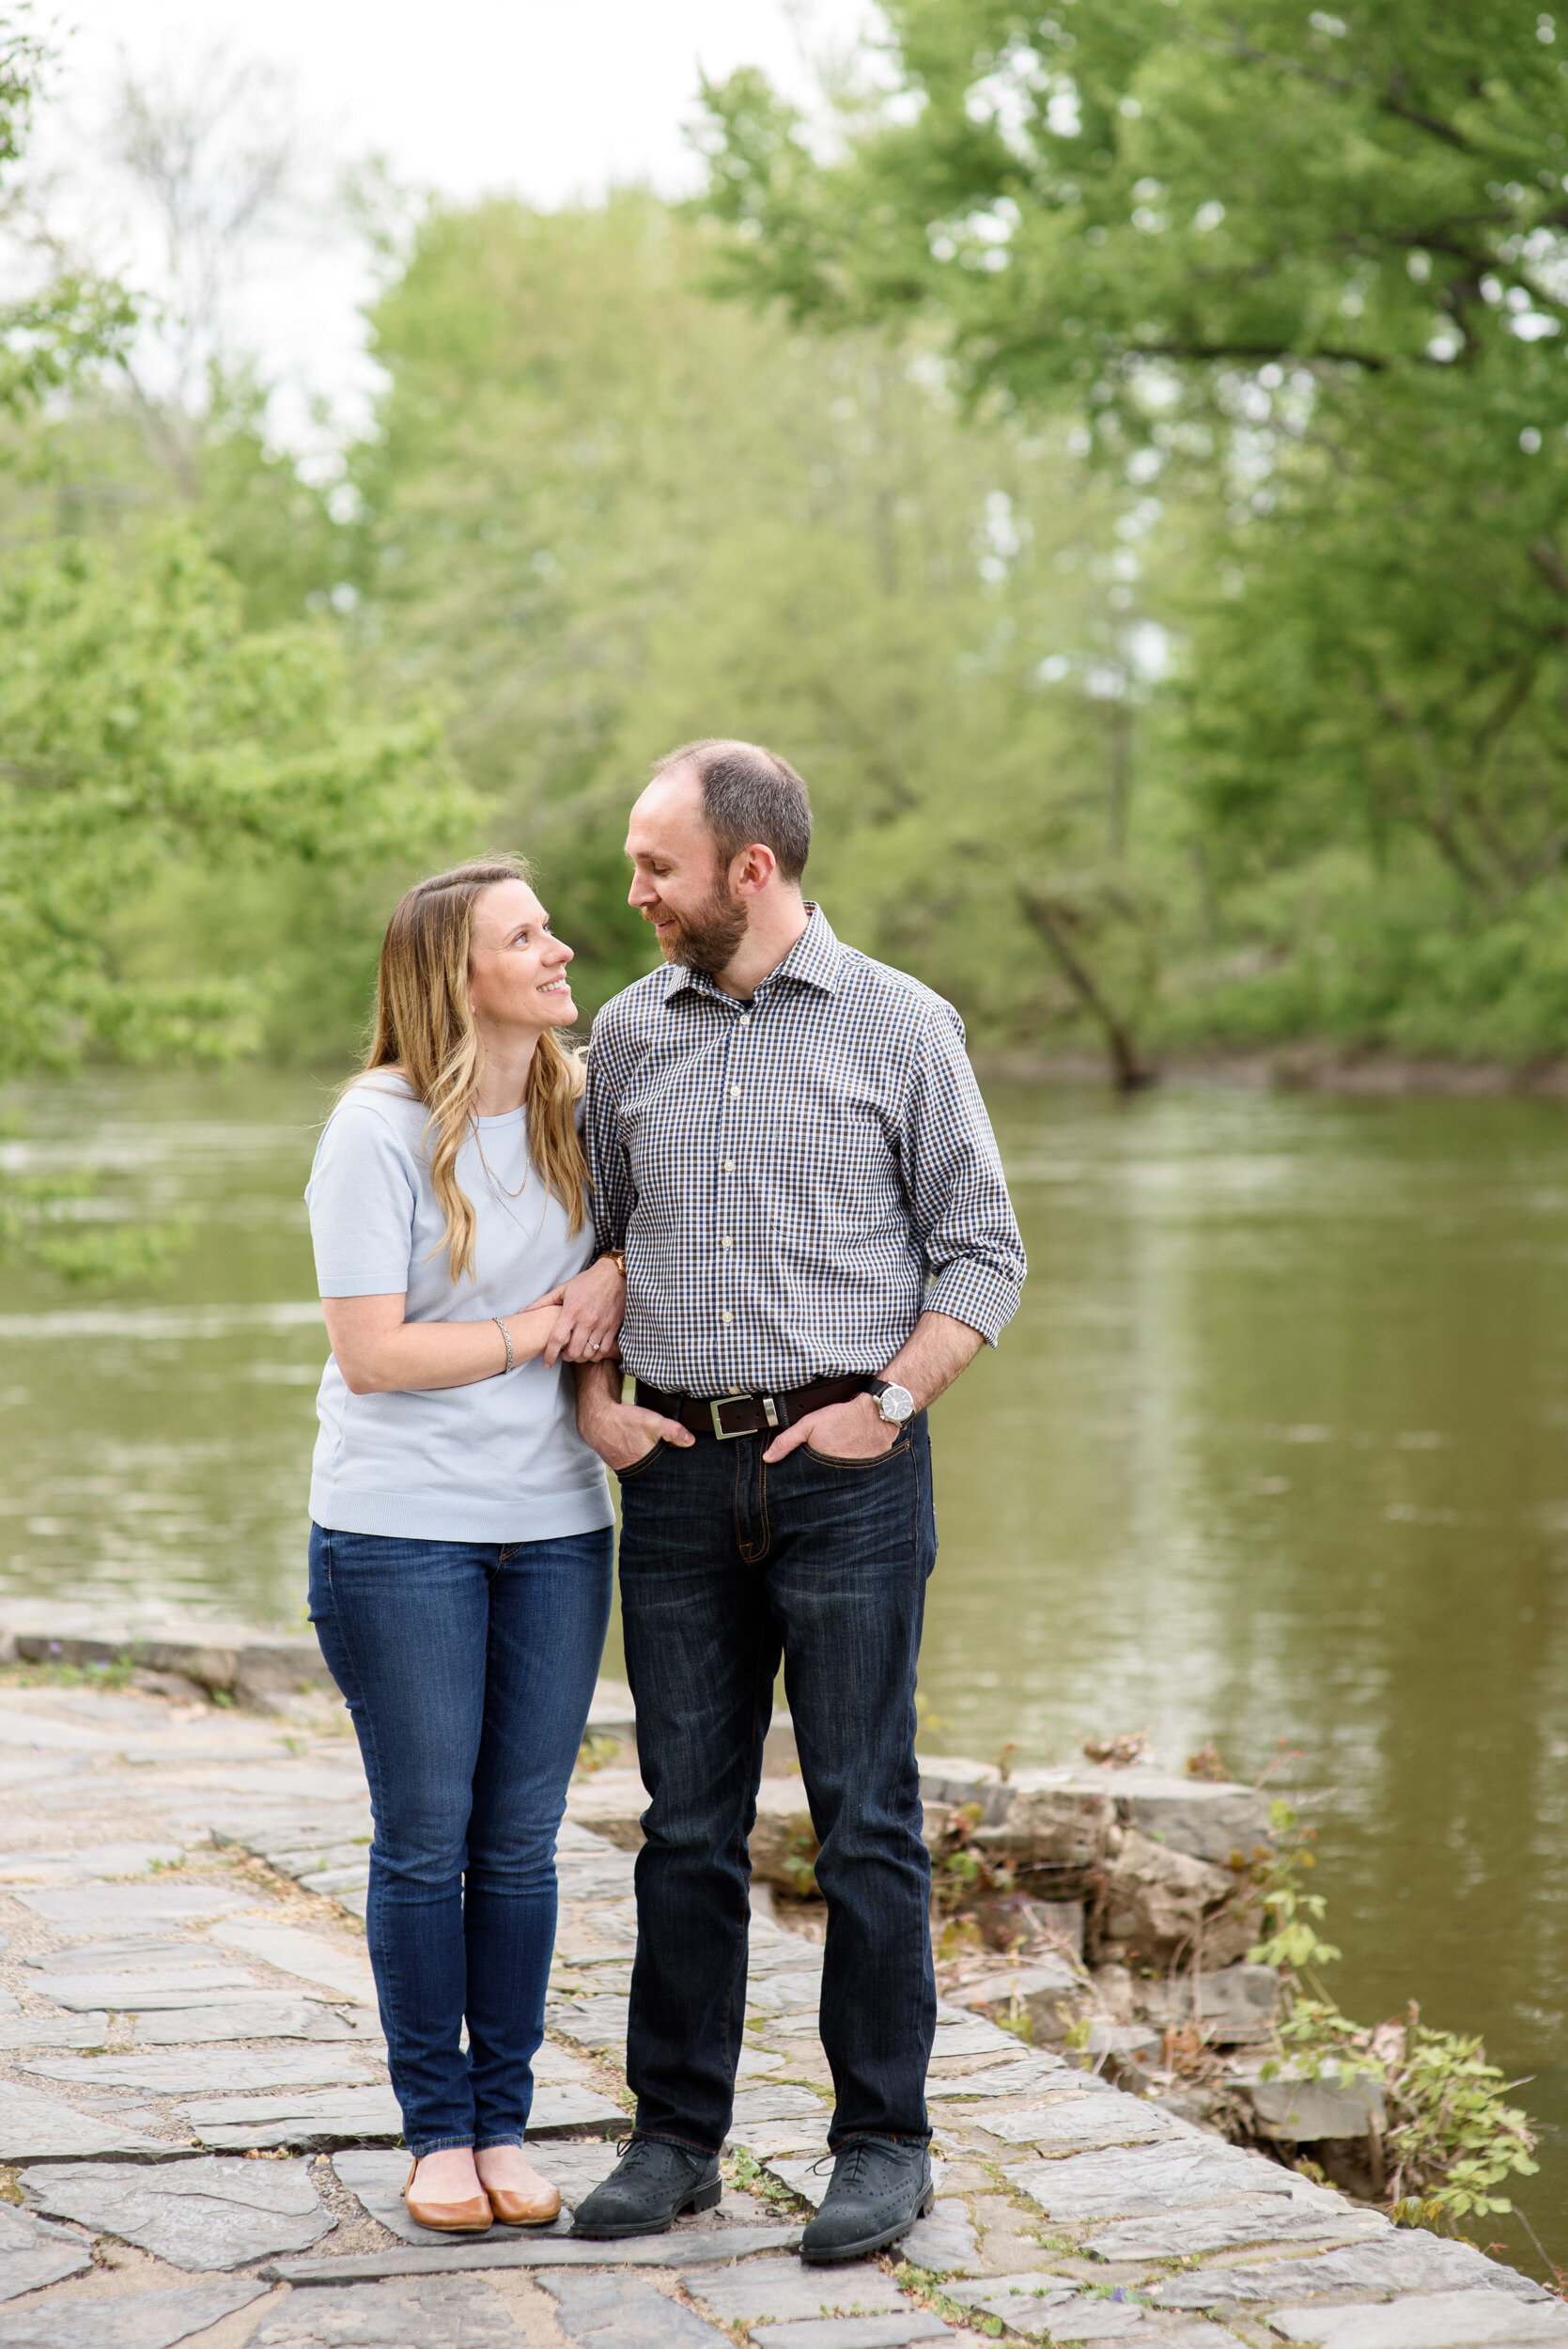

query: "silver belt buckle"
(709, 1392), (782, 1439)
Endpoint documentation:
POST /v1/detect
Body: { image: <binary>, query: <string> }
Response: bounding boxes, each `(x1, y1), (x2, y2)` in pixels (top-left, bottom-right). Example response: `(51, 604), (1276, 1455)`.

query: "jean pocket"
(802, 1434), (912, 1469)
(615, 1439), (668, 1482)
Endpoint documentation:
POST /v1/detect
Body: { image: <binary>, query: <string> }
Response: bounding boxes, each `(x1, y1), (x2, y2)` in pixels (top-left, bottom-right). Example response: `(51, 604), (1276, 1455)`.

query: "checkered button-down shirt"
(584, 905), (1026, 1395)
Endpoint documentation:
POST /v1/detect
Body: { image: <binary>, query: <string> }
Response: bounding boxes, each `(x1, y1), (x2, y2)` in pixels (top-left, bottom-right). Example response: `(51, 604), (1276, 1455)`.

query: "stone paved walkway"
(0, 1659), (1552, 2348)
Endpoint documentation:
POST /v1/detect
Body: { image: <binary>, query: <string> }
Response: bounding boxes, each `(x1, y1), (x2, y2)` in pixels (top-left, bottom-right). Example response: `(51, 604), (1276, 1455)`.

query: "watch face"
(877, 1382), (915, 1423)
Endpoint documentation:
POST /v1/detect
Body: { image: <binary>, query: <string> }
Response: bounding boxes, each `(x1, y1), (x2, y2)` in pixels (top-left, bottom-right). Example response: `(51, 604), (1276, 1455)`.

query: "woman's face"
(467, 879), (577, 1036)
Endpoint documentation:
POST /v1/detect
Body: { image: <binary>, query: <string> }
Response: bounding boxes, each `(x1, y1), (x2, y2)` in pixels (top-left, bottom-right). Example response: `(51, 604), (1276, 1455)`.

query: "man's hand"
(525, 1255), (626, 1366)
(575, 1360), (693, 1472)
(762, 1389), (895, 1465)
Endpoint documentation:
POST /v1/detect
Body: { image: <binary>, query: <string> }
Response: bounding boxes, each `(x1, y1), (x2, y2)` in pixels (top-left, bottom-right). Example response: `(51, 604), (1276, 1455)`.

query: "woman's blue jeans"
(307, 1523), (613, 2155)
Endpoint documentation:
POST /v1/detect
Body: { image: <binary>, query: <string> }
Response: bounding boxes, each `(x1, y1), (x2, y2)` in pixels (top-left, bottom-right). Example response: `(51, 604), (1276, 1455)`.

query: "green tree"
(698, 3), (1568, 1058)
(355, 190), (1169, 1048)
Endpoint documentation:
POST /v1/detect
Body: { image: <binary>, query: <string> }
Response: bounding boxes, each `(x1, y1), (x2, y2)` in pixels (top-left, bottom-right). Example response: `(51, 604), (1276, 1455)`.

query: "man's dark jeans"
(616, 1413), (938, 2155)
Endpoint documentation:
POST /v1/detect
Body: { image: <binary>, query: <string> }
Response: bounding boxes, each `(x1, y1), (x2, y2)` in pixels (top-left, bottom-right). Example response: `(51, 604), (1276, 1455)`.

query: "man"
(568, 739), (1025, 2263)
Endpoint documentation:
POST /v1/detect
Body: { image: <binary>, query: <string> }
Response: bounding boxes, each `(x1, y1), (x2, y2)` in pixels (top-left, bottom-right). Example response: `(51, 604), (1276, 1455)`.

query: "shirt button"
(739, 1014), (751, 1026)
(722, 1159), (736, 1174)
(720, 1311), (734, 1324)
(721, 1237), (734, 1249)
(728, 1084), (742, 1099)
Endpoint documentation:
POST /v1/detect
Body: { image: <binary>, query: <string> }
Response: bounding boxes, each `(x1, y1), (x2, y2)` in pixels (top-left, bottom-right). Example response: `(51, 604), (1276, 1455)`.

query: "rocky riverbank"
(0, 1610), (1549, 2348)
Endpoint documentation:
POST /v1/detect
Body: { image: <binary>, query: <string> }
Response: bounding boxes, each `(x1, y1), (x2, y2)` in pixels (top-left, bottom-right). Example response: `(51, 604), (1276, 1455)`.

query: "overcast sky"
(31, 0), (878, 444)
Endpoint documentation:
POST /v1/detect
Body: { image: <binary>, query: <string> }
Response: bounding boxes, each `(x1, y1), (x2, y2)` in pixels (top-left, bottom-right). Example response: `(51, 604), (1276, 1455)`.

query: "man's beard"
(660, 881), (749, 976)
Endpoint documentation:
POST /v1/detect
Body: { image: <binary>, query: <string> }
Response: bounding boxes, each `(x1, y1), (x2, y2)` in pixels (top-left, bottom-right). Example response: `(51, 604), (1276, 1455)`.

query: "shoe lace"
(814, 2139), (873, 2190)
(614, 2134), (695, 2176)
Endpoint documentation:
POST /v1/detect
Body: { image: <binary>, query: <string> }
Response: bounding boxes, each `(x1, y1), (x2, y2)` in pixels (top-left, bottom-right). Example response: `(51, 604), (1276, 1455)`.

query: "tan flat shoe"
(484, 2174), (562, 2228)
(404, 2159), (494, 2233)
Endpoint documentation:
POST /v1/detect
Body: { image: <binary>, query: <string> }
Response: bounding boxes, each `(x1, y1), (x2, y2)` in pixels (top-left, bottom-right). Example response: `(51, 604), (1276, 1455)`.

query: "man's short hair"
(652, 738), (812, 883)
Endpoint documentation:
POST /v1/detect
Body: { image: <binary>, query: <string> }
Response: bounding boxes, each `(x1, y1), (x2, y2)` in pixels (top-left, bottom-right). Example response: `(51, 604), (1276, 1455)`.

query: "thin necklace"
(476, 1119), (532, 1202)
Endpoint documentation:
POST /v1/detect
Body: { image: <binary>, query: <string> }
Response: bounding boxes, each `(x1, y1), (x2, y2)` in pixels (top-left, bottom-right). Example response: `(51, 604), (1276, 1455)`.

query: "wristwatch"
(868, 1378), (915, 1425)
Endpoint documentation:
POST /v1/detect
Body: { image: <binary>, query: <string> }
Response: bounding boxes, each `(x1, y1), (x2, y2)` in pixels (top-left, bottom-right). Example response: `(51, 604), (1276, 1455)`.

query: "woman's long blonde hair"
(354, 855), (589, 1282)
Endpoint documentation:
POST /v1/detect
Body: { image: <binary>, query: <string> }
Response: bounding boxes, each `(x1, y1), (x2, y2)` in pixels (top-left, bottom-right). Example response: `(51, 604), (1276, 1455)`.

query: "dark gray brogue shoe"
(568, 2135), (722, 2239)
(800, 2135), (933, 2265)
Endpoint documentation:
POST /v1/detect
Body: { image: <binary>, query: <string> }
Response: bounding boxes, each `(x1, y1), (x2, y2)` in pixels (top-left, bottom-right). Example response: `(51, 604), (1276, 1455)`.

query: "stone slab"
(531, 2042), (597, 2085)
(31, 1968), (261, 2010)
(132, 2002), (381, 2046)
(982, 2098), (1183, 2151)
(0, 2080), (173, 2159)
(23, 1939), (229, 1970)
(945, 2271), (1076, 2313)
(927, 2018), (1024, 2059)
(529, 2084), (625, 2136)
(1249, 2073), (1388, 2141)
(251, 2273), (520, 2346)
(898, 2198), (981, 2274)
(1091, 1770), (1275, 1864)
(550, 1998), (630, 2048)
(208, 1921), (375, 2000)
(27, 2048), (386, 2094)
(1149, 2233), (1548, 2311)
(1267, 2293), (1568, 2348)
(537, 2269), (734, 2345)
(925, 2054), (1069, 2098)
(23, 2155), (334, 2269)
(268, 2226), (805, 2280)
(1012, 2138), (1291, 2221)
(0, 2199), (93, 2301)
(0, 2015), (111, 2050)
(683, 2259), (907, 2320)
(747, 1939), (829, 1975)
(0, 1842), (189, 1884)
(0, 1705), (117, 1751)
(756, 2319), (951, 2349)
(731, 2086), (825, 2124)
(727, 2123), (831, 2159)
(0, 2277), (268, 2348)
(17, 1885), (259, 1930)
(749, 1976), (822, 2014)
(182, 2085), (403, 2150)
(1085, 2196), (1389, 2263)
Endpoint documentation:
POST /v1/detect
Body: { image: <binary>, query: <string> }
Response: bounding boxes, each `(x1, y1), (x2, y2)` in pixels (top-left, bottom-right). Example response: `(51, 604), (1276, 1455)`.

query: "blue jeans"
(307, 1523), (613, 2155)
(616, 1415), (938, 2155)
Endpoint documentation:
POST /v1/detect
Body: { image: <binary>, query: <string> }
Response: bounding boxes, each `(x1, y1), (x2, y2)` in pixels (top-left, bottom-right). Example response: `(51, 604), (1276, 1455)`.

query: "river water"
(2, 1066), (1565, 2263)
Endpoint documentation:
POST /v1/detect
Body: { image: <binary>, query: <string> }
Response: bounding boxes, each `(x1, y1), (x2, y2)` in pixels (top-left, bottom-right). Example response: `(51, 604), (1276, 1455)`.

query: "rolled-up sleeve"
(896, 1008), (1027, 1344)
(584, 1013), (635, 1257)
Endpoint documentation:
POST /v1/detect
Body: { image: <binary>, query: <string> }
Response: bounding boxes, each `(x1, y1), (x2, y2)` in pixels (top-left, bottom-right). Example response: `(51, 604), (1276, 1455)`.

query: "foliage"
(1250, 1805), (1536, 2225)
(0, 524), (470, 1080)
(351, 191), (1170, 1038)
(1270, 1996), (1540, 2225)
(0, 512), (468, 1275)
(1247, 1799), (1342, 1977)
(697, 2), (1568, 1060)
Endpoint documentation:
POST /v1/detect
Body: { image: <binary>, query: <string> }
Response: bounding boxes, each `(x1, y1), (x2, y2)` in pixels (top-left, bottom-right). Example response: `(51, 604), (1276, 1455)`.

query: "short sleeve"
(305, 1097), (420, 1298)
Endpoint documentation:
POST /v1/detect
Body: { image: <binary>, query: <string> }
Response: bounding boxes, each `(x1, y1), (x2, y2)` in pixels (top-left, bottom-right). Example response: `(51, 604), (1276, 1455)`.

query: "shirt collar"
(663, 903), (843, 1005)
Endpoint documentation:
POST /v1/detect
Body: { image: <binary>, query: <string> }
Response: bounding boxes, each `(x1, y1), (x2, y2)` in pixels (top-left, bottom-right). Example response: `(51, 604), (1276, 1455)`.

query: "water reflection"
(2, 1068), (1565, 2256)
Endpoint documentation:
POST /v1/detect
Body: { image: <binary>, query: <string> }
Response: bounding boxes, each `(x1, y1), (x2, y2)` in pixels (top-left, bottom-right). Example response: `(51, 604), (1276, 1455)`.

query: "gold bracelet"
(604, 1249), (627, 1277)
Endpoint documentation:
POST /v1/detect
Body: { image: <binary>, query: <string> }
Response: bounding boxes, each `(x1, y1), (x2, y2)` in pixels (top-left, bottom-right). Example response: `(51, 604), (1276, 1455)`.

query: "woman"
(305, 855), (626, 2232)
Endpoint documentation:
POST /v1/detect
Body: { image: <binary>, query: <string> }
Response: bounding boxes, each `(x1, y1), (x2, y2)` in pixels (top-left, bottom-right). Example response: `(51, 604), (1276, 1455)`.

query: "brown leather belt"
(635, 1375), (871, 1441)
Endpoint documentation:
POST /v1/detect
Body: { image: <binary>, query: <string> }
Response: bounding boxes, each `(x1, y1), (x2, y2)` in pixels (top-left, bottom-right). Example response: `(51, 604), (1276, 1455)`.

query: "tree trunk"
(1019, 890), (1157, 1095)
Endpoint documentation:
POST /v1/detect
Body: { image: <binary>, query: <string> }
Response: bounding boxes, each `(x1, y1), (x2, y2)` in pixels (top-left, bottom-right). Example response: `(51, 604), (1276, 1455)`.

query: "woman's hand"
(524, 1254), (627, 1367)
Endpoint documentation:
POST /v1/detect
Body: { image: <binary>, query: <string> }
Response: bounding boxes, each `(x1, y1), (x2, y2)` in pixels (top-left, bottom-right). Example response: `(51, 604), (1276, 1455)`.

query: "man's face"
(626, 766), (748, 975)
